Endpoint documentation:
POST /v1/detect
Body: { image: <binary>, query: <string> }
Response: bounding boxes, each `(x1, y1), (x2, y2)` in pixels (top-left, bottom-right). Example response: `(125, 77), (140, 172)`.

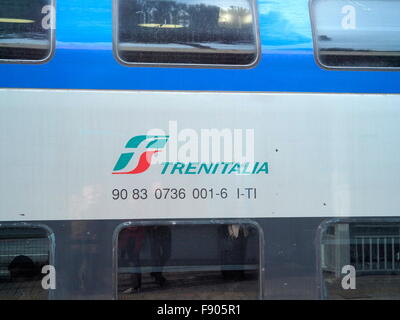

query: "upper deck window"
(310, 0), (400, 70)
(0, 0), (55, 63)
(113, 0), (260, 67)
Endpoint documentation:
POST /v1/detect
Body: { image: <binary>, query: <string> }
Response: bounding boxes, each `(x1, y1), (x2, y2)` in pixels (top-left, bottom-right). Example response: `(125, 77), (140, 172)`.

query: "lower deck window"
(0, 225), (52, 300)
(116, 222), (261, 299)
(320, 220), (400, 299)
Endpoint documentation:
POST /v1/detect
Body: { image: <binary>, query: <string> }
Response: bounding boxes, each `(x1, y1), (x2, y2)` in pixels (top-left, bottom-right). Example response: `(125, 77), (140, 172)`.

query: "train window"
(0, 225), (54, 299)
(113, 0), (259, 67)
(0, 0), (55, 63)
(319, 219), (400, 299)
(310, 0), (400, 70)
(115, 221), (262, 299)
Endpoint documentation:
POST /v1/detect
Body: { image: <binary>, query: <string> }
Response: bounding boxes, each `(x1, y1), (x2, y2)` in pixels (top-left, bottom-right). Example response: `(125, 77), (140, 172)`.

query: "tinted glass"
(117, 223), (261, 299)
(321, 221), (400, 299)
(310, 0), (400, 69)
(114, 0), (258, 66)
(0, 227), (51, 299)
(0, 0), (55, 62)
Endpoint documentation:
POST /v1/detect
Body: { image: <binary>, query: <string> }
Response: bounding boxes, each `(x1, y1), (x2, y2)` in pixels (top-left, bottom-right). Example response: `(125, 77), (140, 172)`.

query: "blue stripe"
(0, 0), (399, 93)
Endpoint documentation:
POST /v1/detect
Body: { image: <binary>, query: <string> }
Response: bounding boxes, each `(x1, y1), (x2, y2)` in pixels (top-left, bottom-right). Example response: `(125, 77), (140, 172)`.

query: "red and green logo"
(112, 135), (169, 174)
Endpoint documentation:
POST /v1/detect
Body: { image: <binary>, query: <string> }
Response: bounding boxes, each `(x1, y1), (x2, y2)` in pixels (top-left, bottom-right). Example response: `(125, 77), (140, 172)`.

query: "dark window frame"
(0, 0), (56, 64)
(112, 0), (261, 68)
(112, 219), (264, 299)
(0, 222), (55, 300)
(316, 217), (400, 300)
(309, 0), (400, 71)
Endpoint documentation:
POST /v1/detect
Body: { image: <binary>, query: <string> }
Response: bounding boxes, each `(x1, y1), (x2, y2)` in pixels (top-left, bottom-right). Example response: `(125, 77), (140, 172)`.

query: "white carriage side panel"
(0, 89), (399, 221)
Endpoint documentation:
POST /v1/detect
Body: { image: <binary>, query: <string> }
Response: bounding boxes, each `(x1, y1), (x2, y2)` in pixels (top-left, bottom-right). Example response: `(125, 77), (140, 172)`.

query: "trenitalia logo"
(113, 129), (269, 175)
(112, 135), (169, 174)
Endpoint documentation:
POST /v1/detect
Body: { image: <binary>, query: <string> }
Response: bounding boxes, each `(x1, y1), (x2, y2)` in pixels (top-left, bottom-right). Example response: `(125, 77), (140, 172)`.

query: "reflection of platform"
(119, 264), (258, 274)
(118, 271), (259, 300)
(0, 280), (46, 300)
(0, 38), (49, 49)
(118, 42), (256, 54)
(324, 272), (400, 300)
(320, 50), (400, 57)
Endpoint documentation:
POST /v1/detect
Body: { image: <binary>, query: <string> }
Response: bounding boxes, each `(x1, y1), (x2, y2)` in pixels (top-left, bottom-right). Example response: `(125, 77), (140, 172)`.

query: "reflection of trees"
(219, 6), (253, 28)
(177, 8), (190, 27)
(119, 0), (254, 44)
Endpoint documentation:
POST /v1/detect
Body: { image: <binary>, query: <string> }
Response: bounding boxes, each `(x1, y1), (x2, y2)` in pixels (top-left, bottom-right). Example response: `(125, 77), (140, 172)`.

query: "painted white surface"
(0, 89), (399, 221)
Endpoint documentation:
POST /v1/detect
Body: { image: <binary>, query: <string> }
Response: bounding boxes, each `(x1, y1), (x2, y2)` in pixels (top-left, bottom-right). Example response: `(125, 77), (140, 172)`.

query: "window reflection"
(117, 222), (261, 299)
(321, 221), (400, 299)
(115, 0), (258, 65)
(0, 0), (54, 61)
(0, 227), (51, 300)
(311, 0), (400, 68)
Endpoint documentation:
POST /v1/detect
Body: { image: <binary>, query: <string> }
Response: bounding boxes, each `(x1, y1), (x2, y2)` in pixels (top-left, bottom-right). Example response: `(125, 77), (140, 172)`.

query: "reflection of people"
(8, 255), (40, 280)
(119, 227), (145, 293)
(218, 224), (249, 281)
(148, 226), (171, 286)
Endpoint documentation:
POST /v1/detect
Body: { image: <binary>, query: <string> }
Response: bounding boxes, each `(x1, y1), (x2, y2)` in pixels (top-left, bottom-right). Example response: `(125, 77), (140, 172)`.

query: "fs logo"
(112, 135), (169, 174)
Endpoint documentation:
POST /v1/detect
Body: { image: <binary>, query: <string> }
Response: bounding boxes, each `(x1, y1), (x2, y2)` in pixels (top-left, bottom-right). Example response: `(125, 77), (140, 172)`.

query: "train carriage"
(0, 0), (400, 300)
